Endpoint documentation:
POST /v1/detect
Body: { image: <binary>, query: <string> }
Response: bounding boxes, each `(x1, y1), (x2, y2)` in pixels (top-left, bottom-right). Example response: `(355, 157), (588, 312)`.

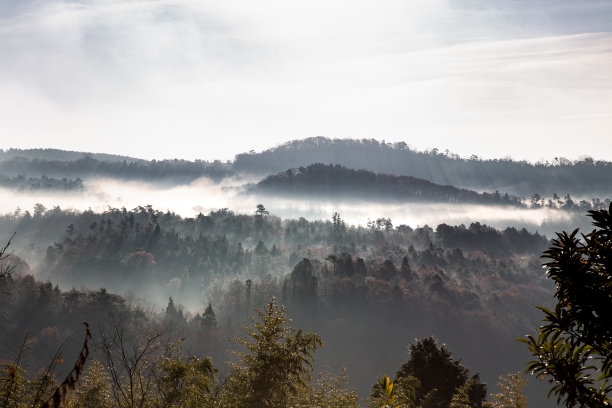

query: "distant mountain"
(254, 163), (522, 206)
(235, 137), (612, 197)
(0, 156), (232, 183)
(0, 148), (143, 163)
(0, 174), (83, 191)
(5, 140), (612, 198)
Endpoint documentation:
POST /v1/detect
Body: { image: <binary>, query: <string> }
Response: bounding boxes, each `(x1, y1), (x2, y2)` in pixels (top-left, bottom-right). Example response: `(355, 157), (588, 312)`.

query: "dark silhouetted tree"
(395, 337), (486, 408)
(255, 204), (269, 216)
(521, 205), (612, 407)
(201, 303), (217, 331)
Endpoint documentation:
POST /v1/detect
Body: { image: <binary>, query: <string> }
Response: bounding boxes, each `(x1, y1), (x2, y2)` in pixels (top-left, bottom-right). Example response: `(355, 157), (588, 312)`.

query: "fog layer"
(0, 176), (581, 237)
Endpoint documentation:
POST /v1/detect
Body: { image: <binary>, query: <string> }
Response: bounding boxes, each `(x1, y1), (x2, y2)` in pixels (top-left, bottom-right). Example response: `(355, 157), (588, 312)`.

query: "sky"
(1, 0), (611, 162)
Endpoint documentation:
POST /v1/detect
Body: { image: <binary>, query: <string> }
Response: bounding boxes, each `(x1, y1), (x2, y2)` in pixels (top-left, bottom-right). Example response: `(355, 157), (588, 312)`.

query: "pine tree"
(395, 337), (486, 408)
(220, 298), (322, 408)
(201, 303), (217, 331)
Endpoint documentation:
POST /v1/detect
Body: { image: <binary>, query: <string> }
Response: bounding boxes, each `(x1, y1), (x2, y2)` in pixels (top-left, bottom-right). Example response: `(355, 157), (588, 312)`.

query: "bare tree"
(0, 232), (16, 282)
(99, 312), (167, 408)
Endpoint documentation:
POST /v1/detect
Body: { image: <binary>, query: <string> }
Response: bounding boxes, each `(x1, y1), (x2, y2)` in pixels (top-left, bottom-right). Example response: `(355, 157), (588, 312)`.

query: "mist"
(0, 174), (573, 408)
(1, 172), (574, 310)
(0, 175), (582, 239)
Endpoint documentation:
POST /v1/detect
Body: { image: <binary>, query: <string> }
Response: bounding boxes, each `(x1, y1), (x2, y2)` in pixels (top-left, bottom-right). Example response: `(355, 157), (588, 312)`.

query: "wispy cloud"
(0, 0), (611, 161)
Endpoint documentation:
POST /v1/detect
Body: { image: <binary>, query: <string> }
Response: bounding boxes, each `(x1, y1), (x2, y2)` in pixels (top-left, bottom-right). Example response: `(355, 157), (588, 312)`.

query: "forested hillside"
(0, 155), (232, 182)
(235, 137), (612, 196)
(5, 138), (612, 200)
(0, 205), (556, 406)
(0, 174), (83, 191)
(3, 139), (609, 407)
(256, 163), (522, 206)
(0, 148), (142, 163)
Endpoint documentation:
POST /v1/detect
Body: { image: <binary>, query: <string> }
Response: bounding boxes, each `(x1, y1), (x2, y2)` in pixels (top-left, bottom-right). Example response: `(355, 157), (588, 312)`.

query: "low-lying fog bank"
(0, 176), (586, 238)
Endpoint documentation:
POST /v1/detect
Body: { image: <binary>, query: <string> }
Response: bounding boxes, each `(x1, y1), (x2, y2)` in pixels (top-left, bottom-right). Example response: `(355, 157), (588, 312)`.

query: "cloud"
(0, 0), (611, 161)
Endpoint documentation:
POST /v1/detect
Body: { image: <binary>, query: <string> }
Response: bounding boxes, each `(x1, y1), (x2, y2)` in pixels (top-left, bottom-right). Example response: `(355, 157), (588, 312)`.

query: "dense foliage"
(0, 299), (357, 408)
(4, 140), (612, 206)
(0, 156), (231, 183)
(393, 337), (486, 407)
(0, 174), (83, 191)
(522, 205), (612, 407)
(0, 206), (558, 406)
(3, 140), (611, 407)
(235, 137), (612, 196)
(370, 337), (486, 408)
(1, 294), (534, 407)
(256, 163), (522, 206)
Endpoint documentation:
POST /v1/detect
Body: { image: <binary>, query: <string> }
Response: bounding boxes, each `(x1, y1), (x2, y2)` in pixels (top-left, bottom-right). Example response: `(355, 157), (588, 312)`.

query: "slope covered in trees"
(0, 205), (549, 291)
(0, 156), (232, 183)
(235, 137), (612, 196)
(0, 205), (557, 405)
(0, 148), (142, 163)
(255, 163), (522, 206)
(0, 174), (83, 191)
(4, 138), (612, 201)
(2, 289), (533, 407)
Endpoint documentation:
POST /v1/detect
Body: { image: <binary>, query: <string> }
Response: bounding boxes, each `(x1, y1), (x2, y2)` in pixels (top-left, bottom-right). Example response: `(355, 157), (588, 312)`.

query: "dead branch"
(39, 322), (92, 408)
(0, 232), (16, 282)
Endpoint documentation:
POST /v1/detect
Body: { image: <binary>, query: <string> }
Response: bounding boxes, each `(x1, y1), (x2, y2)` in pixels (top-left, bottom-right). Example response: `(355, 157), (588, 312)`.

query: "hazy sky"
(1, 0), (611, 162)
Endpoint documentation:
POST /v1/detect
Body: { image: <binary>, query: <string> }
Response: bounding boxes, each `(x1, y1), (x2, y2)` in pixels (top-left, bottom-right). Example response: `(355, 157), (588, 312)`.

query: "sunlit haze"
(0, 177), (577, 237)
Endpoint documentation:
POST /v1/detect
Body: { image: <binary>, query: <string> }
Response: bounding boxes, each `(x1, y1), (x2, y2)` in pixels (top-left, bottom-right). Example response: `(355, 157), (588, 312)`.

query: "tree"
(255, 204), (269, 216)
(394, 337), (487, 408)
(221, 298), (322, 408)
(371, 375), (399, 408)
(521, 205), (612, 407)
(165, 297), (177, 319)
(289, 368), (359, 408)
(100, 313), (167, 408)
(201, 303), (217, 331)
(449, 376), (488, 408)
(332, 212), (344, 239)
(487, 372), (528, 408)
(154, 351), (216, 408)
(0, 233), (16, 283)
(370, 374), (421, 408)
(0, 339), (28, 408)
(66, 360), (112, 408)
(254, 240), (267, 255)
(34, 203), (46, 217)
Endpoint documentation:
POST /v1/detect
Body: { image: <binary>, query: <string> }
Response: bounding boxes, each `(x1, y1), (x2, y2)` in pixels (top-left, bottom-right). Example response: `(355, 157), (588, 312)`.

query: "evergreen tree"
(155, 352), (216, 408)
(165, 297), (178, 320)
(395, 337), (486, 408)
(255, 204), (269, 216)
(221, 298), (322, 408)
(201, 303), (217, 331)
(400, 256), (413, 281)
